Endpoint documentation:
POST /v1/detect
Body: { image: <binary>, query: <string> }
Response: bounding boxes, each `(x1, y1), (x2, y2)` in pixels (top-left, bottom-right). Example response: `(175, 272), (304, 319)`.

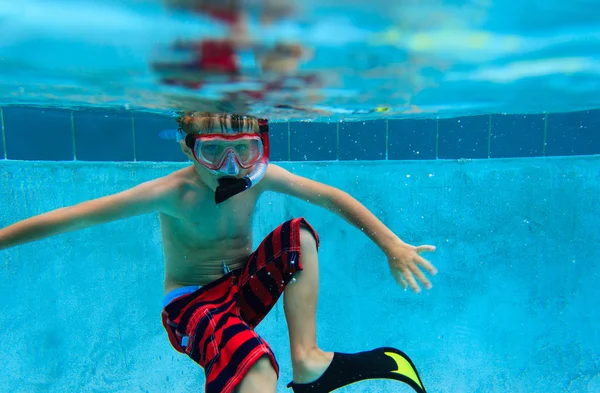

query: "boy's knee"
(243, 356), (277, 384)
(299, 225), (318, 252)
(237, 356), (277, 392)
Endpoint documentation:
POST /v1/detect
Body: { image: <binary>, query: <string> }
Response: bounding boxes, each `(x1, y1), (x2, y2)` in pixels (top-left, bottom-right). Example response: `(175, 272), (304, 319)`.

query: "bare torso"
(159, 166), (263, 295)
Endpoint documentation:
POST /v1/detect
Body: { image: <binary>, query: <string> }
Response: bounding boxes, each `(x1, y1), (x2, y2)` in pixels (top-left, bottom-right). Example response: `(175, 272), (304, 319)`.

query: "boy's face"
(181, 139), (257, 192)
(181, 135), (259, 178)
(178, 114), (263, 189)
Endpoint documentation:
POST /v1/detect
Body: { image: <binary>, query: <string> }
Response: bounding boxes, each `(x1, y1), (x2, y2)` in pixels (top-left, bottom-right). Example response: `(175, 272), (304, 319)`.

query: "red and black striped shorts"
(161, 218), (319, 393)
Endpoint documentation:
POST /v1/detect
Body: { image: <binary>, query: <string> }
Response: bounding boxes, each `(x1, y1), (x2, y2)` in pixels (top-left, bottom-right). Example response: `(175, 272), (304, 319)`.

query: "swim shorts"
(161, 218), (319, 393)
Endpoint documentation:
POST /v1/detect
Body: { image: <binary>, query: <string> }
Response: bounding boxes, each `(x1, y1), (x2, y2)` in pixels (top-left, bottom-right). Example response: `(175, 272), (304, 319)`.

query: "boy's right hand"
(384, 241), (437, 293)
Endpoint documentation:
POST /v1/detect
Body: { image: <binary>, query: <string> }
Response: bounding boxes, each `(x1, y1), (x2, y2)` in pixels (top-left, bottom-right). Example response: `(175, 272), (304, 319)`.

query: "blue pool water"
(1, 0), (600, 392)
(1, 0), (600, 119)
(1, 156), (599, 392)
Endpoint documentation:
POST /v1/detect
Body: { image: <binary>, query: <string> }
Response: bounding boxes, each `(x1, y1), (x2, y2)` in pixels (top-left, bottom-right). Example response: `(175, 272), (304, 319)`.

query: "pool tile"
(3, 106), (73, 161)
(339, 120), (386, 160)
(268, 122), (289, 162)
(134, 113), (188, 162)
(74, 110), (134, 161)
(290, 122), (337, 161)
(490, 114), (545, 158)
(0, 110), (5, 159)
(388, 119), (437, 160)
(546, 110), (600, 156)
(438, 115), (489, 159)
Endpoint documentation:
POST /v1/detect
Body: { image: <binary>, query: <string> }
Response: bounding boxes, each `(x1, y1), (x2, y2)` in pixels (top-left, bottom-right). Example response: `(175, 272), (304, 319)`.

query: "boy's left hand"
(384, 241), (437, 293)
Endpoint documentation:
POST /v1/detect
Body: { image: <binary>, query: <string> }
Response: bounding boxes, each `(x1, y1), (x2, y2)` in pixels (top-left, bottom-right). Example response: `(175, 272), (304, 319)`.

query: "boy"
(0, 112), (437, 393)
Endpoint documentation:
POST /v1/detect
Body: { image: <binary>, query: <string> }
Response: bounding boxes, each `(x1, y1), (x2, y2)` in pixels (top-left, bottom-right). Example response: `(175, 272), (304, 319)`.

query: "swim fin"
(287, 347), (427, 393)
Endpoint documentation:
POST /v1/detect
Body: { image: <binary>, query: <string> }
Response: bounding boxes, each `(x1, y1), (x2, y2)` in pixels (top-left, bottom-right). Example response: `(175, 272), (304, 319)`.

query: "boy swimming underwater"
(0, 112), (437, 393)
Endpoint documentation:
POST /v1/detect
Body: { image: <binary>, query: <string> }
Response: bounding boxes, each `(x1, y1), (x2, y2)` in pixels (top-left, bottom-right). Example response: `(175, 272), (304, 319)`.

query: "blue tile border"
(0, 106), (598, 162)
(290, 122), (338, 161)
(490, 114), (545, 158)
(133, 113), (188, 162)
(438, 115), (490, 159)
(268, 122), (289, 162)
(73, 110), (135, 162)
(3, 106), (74, 161)
(388, 119), (437, 160)
(545, 110), (600, 156)
(0, 108), (6, 160)
(339, 120), (386, 160)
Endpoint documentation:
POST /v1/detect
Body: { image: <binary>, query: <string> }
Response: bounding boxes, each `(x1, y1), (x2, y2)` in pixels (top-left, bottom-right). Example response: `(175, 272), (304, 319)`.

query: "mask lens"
(233, 138), (261, 166)
(195, 135), (263, 169)
(199, 141), (226, 163)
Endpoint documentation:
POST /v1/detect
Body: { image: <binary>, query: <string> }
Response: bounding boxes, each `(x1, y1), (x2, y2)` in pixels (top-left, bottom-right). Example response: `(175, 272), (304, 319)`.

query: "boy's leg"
(234, 218), (426, 392)
(283, 225), (428, 393)
(283, 226), (334, 383)
(236, 356), (277, 393)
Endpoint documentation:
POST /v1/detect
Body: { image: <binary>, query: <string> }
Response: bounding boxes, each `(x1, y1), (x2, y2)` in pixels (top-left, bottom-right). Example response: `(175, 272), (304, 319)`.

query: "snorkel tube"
(214, 118), (270, 204)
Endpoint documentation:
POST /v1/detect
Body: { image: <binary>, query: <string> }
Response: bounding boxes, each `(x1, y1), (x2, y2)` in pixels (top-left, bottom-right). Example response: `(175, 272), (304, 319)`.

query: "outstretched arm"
(261, 164), (437, 292)
(0, 177), (175, 251)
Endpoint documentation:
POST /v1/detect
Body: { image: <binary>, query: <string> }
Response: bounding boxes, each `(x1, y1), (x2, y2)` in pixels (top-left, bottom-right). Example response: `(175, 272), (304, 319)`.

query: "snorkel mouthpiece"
(214, 118), (270, 204)
(215, 177), (252, 204)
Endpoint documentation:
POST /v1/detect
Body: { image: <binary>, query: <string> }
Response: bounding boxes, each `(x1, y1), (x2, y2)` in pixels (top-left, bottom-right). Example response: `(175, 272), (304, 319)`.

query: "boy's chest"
(174, 189), (259, 239)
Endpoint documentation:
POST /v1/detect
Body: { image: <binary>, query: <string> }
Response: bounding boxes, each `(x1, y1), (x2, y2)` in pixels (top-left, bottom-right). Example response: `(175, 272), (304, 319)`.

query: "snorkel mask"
(178, 118), (270, 204)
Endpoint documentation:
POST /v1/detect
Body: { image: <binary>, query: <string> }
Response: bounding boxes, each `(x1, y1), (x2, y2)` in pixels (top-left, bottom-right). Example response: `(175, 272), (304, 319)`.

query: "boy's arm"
(262, 164), (400, 252)
(261, 164), (437, 292)
(0, 178), (176, 251)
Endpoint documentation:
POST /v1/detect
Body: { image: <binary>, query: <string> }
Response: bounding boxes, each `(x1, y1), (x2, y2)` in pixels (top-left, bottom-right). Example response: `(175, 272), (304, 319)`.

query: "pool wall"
(1, 156), (599, 393)
(1, 107), (599, 162)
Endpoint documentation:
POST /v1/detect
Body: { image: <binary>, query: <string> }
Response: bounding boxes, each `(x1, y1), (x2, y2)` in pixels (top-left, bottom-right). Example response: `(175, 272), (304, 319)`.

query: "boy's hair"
(177, 112), (260, 135)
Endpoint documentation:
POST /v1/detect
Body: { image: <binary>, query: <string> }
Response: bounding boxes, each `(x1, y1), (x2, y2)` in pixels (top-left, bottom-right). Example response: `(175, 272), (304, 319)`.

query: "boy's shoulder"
(257, 163), (317, 196)
(146, 166), (207, 211)
(256, 163), (291, 192)
(264, 163), (294, 181)
(131, 166), (211, 217)
(152, 166), (196, 190)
